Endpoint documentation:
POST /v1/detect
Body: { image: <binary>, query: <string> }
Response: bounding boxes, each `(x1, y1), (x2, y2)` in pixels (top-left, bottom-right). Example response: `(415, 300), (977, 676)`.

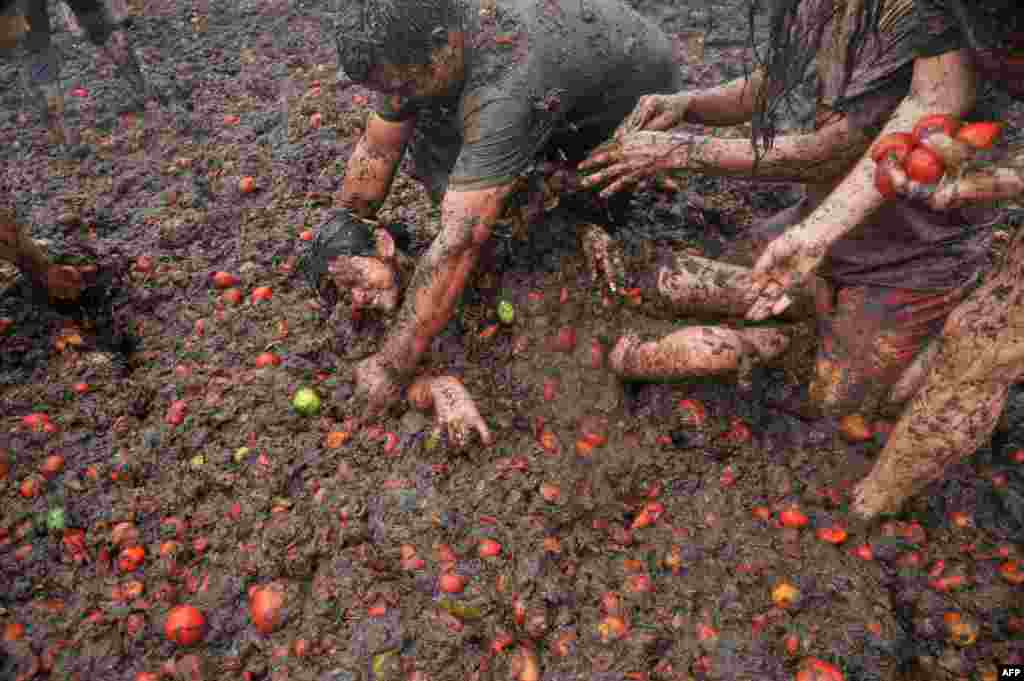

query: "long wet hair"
(747, 0), (883, 156)
(335, 0), (464, 82)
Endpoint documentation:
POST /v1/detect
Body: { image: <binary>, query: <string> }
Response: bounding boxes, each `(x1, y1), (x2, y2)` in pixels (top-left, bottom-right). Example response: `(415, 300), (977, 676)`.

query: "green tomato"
(292, 387), (321, 416)
(497, 300), (515, 325)
(47, 507), (66, 532)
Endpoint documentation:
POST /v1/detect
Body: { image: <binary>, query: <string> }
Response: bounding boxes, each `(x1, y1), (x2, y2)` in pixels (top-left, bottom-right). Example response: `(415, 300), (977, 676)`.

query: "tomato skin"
(870, 132), (917, 163)
(912, 114), (960, 142)
(164, 605), (206, 646)
(904, 146), (946, 185)
(874, 158), (900, 199)
(955, 121), (1004, 149)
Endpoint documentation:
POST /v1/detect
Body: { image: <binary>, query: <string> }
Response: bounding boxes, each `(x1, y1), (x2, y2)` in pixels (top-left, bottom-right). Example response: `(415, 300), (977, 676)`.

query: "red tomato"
(903, 146), (946, 185)
(254, 352), (281, 368)
(955, 121), (1003, 149)
(165, 605), (206, 646)
(911, 114), (960, 142)
(779, 506), (809, 529)
(870, 132), (917, 163)
(212, 271), (239, 289)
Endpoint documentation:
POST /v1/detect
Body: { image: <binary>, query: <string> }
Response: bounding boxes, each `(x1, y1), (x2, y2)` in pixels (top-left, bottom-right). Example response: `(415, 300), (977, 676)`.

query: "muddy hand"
(745, 232), (821, 321)
(578, 223), (625, 295)
(408, 375), (492, 448)
(613, 93), (692, 138)
(579, 131), (681, 198)
(884, 160), (1024, 211)
(352, 354), (405, 424)
(45, 265), (84, 302)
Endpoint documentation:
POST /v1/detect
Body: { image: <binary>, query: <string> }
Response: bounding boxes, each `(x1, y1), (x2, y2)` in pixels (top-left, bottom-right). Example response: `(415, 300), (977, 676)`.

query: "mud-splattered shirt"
(374, 0), (682, 201)
(792, 0), (995, 291)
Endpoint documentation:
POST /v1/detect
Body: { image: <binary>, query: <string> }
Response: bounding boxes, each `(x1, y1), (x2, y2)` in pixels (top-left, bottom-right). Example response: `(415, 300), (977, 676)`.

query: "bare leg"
(608, 325), (791, 381)
(852, 235), (1024, 518)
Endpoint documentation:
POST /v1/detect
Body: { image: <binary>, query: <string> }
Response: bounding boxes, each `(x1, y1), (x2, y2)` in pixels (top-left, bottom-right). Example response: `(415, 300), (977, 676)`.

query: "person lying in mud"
(0, 0), (148, 146)
(848, 3), (1024, 519)
(578, 0), (995, 426)
(0, 206), (84, 302)
(302, 0), (684, 441)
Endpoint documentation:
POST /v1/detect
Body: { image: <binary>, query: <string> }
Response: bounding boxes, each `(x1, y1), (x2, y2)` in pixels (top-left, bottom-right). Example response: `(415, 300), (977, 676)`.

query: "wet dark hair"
(298, 209), (411, 301)
(335, 0), (464, 82)
(747, 0), (882, 155)
(943, 0), (1023, 52)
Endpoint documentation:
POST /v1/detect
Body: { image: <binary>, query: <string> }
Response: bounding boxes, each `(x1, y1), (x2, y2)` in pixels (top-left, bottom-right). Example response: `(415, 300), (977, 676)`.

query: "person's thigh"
(811, 280), (974, 416)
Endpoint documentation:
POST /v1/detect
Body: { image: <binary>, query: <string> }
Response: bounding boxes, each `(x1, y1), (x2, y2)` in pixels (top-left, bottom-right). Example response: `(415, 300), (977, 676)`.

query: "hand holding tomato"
(872, 115), (1007, 208)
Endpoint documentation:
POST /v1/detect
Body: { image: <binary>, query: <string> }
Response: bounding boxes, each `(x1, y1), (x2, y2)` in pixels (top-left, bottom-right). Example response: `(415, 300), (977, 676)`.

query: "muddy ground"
(2, 0), (1024, 679)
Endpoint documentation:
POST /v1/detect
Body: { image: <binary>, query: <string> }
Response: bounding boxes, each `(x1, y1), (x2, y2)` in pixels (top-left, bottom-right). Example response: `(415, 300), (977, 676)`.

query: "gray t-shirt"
(375, 0), (683, 200)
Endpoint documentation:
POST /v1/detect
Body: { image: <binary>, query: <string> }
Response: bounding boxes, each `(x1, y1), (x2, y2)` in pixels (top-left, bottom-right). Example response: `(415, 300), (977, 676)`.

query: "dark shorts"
(737, 202), (977, 416)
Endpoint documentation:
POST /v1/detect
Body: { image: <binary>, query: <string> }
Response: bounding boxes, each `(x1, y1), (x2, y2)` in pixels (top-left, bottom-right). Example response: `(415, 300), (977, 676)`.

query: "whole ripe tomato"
(904, 146), (946, 185)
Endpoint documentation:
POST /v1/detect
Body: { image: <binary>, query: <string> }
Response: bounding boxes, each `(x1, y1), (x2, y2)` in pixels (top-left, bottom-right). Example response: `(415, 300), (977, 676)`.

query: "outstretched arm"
(580, 99), (870, 197)
(746, 48), (978, 320)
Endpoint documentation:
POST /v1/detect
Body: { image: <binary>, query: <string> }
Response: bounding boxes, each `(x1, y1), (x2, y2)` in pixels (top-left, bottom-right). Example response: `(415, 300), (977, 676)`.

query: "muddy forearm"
(338, 114), (413, 218)
(378, 185), (512, 374)
(683, 70), (766, 127)
(658, 122), (868, 184)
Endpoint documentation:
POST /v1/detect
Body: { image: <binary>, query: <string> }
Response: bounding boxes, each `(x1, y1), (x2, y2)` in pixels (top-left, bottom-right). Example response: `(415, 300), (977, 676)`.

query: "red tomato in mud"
(904, 146), (946, 185)
(439, 574), (467, 594)
(677, 399), (707, 427)
(795, 657), (845, 681)
(779, 506), (809, 529)
(251, 286), (273, 302)
(23, 413), (51, 432)
(222, 288), (243, 305)
(164, 605), (205, 646)
(254, 352), (281, 368)
(212, 271), (239, 289)
(816, 526), (848, 545)
(165, 400), (187, 426)
(250, 583), (287, 634)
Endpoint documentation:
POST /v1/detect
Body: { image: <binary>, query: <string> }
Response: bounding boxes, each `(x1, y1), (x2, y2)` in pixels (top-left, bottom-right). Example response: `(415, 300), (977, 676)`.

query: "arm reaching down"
(339, 113), (416, 217)
(746, 48), (978, 320)
(580, 103), (870, 197)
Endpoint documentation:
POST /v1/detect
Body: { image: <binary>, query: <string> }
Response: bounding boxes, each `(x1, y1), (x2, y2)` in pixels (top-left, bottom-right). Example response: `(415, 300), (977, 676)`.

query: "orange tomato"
(251, 286), (273, 302)
(238, 176), (257, 194)
(254, 352), (281, 368)
(250, 583), (287, 634)
(165, 605), (206, 646)
(779, 506), (809, 529)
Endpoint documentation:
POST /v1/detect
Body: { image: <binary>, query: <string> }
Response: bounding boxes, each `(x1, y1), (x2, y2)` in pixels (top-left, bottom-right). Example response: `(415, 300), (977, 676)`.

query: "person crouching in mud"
(0, 0), (149, 146)
(578, 0), (993, 430)
(301, 0), (683, 442)
(0, 206), (83, 302)
(833, 2), (1024, 518)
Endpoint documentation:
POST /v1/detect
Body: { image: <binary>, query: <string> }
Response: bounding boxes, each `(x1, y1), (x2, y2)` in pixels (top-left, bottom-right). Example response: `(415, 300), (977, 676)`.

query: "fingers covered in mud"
(408, 374), (492, 448)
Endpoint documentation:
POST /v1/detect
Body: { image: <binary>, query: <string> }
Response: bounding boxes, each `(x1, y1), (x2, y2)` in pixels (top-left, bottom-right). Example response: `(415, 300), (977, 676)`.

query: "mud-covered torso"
(791, 0), (996, 290)
(376, 0), (682, 201)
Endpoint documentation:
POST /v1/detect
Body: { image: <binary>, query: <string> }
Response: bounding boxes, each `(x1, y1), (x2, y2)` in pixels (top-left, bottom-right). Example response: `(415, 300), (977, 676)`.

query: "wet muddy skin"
(2, 1), (1024, 680)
